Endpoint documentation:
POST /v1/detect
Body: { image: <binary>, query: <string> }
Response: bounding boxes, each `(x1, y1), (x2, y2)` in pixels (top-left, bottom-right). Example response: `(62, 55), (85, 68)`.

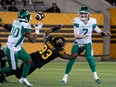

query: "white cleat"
(19, 78), (33, 87)
(60, 79), (67, 84)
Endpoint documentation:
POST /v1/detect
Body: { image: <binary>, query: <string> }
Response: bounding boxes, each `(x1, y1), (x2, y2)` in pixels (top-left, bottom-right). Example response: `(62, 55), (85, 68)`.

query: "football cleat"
(19, 78), (33, 87)
(95, 79), (101, 84)
(60, 79), (67, 84)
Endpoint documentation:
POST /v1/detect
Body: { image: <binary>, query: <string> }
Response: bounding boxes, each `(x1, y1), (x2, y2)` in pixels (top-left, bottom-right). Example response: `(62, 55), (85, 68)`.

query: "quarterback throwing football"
(61, 6), (111, 84)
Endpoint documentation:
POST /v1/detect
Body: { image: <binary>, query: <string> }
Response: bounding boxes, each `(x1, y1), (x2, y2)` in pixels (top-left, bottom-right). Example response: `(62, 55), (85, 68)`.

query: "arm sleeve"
(92, 18), (102, 33)
(94, 26), (102, 33)
(23, 23), (32, 33)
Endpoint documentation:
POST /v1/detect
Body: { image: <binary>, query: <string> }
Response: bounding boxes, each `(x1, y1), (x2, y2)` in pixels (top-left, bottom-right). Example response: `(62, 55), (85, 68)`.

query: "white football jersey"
(73, 17), (97, 44)
(6, 19), (31, 51)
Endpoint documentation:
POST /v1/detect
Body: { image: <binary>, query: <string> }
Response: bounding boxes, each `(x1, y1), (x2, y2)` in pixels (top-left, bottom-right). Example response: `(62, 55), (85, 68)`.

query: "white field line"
(39, 68), (116, 73)
(44, 62), (116, 65)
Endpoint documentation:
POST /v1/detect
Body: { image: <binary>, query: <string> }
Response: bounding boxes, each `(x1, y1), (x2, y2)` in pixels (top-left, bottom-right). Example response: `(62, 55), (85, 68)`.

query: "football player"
(0, 9), (43, 87)
(61, 6), (111, 84)
(0, 17), (84, 84)
(0, 43), (7, 82)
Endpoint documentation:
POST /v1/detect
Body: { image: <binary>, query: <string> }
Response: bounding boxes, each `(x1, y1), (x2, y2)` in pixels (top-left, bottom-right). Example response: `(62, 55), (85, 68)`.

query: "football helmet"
(18, 9), (31, 22)
(78, 6), (90, 21)
(52, 36), (66, 47)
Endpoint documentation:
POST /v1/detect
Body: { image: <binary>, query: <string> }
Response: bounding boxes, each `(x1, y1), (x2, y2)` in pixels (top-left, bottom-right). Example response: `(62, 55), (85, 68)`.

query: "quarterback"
(61, 6), (111, 84)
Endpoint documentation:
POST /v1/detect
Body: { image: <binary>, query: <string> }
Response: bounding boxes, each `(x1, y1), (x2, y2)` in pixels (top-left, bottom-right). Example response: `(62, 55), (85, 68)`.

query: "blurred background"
(0, 0), (116, 61)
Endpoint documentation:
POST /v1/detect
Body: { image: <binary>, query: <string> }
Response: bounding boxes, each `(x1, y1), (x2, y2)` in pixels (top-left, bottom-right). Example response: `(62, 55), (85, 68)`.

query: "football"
(35, 12), (45, 21)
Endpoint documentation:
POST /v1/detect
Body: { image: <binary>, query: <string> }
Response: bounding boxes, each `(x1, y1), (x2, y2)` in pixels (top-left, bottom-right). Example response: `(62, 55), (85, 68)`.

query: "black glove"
(78, 45), (85, 55)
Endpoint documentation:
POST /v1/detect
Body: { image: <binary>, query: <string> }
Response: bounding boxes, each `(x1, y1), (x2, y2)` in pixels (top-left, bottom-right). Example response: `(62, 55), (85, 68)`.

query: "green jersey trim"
(92, 24), (97, 29)
(15, 26), (31, 47)
(74, 23), (79, 28)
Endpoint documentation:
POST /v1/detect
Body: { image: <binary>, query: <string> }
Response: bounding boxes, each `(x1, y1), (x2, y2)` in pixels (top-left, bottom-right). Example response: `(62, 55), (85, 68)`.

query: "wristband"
(101, 32), (106, 36)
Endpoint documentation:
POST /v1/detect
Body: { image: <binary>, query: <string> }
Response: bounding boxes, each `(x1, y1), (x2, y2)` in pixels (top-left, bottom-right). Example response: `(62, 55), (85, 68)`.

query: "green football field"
(0, 61), (116, 87)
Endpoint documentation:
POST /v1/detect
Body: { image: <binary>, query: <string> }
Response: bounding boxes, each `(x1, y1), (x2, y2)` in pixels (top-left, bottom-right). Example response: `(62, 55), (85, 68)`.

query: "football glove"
(0, 46), (6, 50)
(101, 31), (111, 36)
(78, 45), (85, 55)
(33, 22), (43, 34)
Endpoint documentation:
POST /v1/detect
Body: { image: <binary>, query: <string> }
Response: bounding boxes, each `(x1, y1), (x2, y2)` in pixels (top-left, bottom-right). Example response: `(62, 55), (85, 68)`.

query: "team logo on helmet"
(52, 36), (66, 47)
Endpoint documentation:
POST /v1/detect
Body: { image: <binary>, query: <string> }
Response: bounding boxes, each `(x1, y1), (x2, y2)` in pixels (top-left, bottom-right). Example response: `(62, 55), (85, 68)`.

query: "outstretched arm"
(94, 26), (111, 36)
(44, 24), (63, 41)
(0, 17), (12, 32)
(25, 22), (43, 43)
(59, 53), (78, 60)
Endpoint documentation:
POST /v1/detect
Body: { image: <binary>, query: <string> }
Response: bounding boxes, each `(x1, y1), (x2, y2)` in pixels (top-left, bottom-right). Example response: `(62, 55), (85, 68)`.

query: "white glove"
(34, 22), (43, 34)
(0, 46), (6, 50)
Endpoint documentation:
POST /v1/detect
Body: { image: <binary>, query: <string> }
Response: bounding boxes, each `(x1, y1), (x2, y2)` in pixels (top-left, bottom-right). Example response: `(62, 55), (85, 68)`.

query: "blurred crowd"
(105, 0), (116, 6)
(0, 0), (61, 13)
(0, 0), (34, 11)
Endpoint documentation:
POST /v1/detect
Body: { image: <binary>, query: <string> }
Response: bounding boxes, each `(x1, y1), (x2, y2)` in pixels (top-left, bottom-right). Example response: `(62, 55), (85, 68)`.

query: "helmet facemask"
(52, 36), (66, 48)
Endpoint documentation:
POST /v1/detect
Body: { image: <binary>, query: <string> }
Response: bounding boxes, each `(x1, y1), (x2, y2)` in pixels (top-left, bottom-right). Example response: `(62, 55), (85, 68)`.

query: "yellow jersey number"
(39, 45), (52, 59)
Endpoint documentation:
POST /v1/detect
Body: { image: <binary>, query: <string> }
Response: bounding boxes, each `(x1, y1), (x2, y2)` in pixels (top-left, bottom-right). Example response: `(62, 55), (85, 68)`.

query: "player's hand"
(102, 31), (111, 36)
(106, 31), (111, 36)
(83, 35), (89, 38)
(78, 44), (85, 55)
(33, 22), (43, 34)
(0, 46), (6, 50)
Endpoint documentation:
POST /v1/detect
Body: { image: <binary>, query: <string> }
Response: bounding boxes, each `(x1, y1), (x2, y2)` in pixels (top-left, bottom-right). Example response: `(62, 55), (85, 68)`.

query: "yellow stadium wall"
(109, 8), (116, 59)
(0, 12), (104, 56)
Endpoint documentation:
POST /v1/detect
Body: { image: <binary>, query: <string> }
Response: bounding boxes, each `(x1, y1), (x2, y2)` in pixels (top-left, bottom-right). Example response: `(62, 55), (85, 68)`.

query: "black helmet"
(52, 36), (66, 47)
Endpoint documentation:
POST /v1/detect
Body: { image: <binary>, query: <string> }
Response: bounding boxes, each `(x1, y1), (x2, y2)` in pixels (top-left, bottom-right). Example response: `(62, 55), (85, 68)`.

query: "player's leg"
(0, 49), (6, 68)
(61, 42), (79, 83)
(85, 42), (101, 84)
(19, 48), (33, 86)
(20, 60), (38, 76)
(0, 49), (7, 83)
(11, 53), (39, 79)
(0, 46), (19, 83)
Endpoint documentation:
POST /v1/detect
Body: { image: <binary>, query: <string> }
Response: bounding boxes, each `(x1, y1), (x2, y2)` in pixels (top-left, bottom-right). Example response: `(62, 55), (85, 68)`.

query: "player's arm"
(0, 17), (12, 32)
(94, 26), (111, 36)
(25, 22), (43, 43)
(59, 53), (78, 60)
(44, 24), (63, 41)
(73, 23), (89, 39)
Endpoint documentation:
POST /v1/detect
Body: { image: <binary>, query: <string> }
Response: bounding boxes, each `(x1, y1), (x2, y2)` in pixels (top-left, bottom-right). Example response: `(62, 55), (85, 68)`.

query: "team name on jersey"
(46, 41), (55, 50)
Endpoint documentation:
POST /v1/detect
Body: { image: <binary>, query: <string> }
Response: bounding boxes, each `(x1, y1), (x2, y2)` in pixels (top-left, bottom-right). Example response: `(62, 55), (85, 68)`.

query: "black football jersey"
(30, 35), (65, 68)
